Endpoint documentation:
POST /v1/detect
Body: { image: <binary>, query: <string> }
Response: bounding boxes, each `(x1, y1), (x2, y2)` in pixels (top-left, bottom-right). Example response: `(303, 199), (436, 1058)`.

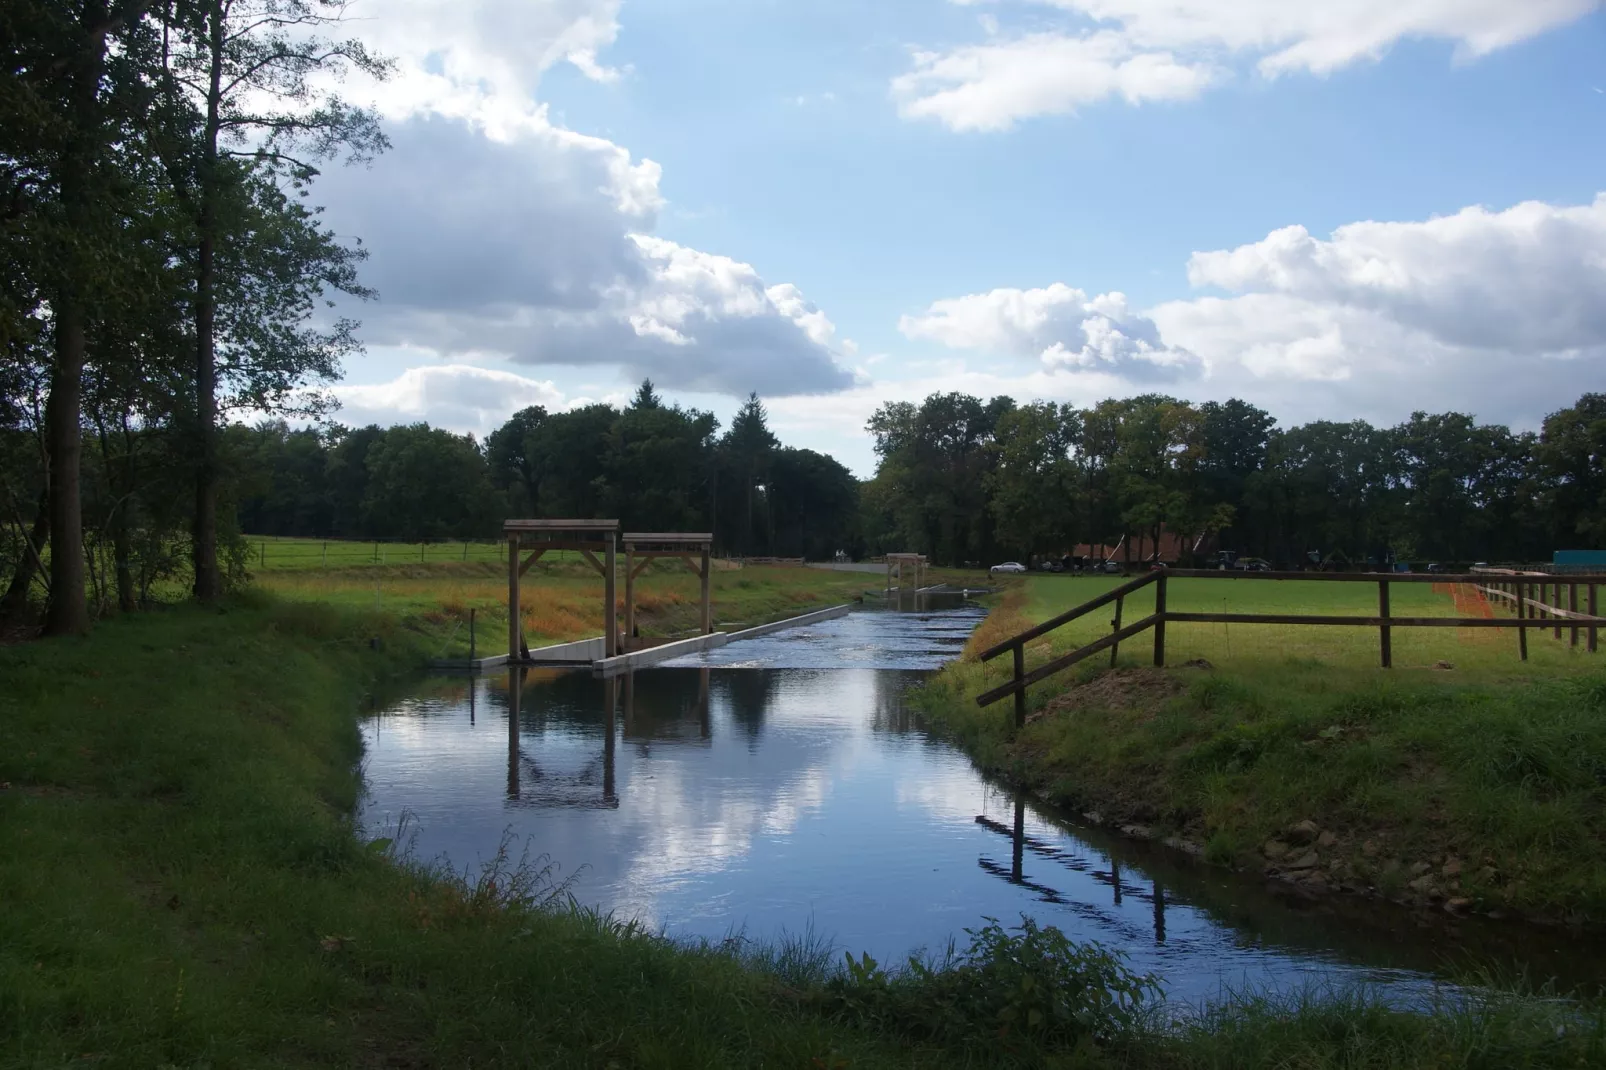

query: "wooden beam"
(624, 549), (636, 651)
(578, 549), (605, 576)
(517, 548), (547, 577)
(1161, 612), (1604, 627)
(1379, 579), (1392, 669)
(604, 536), (617, 658)
(979, 571), (1159, 662)
(700, 548), (712, 634)
(1164, 569), (1606, 584)
(1152, 572), (1167, 667)
(630, 557), (653, 580)
(504, 519), (620, 532)
(978, 615), (1161, 707)
(507, 533), (521, 661)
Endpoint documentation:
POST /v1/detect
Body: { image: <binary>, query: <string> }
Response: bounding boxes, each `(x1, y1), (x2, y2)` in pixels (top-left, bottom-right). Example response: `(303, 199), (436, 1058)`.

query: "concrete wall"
(593, 631), (729, 677)
(723, 603), (853, 644)
(526, 636), (606, 663)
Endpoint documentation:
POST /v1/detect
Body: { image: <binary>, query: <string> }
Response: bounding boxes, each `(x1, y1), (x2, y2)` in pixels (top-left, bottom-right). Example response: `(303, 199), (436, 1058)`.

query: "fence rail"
(978, 570), (1606, 722)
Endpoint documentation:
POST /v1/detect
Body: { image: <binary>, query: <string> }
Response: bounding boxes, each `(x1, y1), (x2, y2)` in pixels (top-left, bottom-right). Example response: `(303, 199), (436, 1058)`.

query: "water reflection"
(361, 608), (1606, 1005)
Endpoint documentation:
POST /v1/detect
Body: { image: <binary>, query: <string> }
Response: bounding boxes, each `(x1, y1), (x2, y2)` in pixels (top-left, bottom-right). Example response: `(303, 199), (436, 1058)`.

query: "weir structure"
(505, 519), (620, 661)
(885, 553), (927, 594)
(622, 532), (714, 650)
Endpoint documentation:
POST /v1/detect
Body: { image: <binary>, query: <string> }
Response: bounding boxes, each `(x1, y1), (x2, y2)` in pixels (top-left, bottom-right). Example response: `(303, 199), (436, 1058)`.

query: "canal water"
(359, 606), (1600, 1005)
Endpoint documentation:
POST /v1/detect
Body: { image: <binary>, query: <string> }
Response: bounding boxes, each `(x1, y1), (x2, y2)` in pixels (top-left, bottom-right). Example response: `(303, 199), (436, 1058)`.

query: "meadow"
(247, 536), (959, 659)
(921, 573), (1606, 923)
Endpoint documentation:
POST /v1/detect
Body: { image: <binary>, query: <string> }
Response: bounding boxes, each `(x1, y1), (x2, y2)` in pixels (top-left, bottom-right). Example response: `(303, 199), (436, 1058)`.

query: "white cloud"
(901, 0), (1595, 129)
(898, 283), (1197, 376)
(902, 193), (1606, 432)
(309, 4), (855, 398)
(892, 32), (1213, 131)
(331, 364), (566, 437)
(1185, 195), (1606, 354)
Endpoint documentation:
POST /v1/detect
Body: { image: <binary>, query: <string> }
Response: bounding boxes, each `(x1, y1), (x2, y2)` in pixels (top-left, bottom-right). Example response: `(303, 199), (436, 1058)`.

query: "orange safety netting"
(1434, 581), (1499, 645)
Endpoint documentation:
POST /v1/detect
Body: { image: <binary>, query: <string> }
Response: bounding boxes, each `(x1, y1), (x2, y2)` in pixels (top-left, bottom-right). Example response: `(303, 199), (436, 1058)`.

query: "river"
(359, 604), (1600, 1005)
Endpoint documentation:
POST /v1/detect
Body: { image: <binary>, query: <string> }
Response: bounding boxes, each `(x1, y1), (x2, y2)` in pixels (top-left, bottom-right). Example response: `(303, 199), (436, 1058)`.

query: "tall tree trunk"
(43, 2), (111, 636)
(191, 11), (224, 602)
(1, 488), (50, 624)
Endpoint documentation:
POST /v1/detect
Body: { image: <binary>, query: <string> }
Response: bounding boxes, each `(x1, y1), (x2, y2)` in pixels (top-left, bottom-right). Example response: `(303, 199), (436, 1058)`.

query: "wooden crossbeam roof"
(505, 519), (620, 532)
(623, 532), (713, 546)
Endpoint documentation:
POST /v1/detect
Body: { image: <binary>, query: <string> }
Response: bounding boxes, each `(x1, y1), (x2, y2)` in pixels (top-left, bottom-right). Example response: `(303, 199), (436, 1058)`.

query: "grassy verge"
(254, 557), (959, 660)
(917, 576), (1606, 924)
(4, 589), (1601, 1067)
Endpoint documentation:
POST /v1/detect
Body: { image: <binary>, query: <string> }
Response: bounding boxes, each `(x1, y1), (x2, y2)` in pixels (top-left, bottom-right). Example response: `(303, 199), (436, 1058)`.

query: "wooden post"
(469, 607), (476, 663)
(1152, 572), (1167, 667)
(1517, 579), (1528, 662)
(421, 542), (425, 564)
(1012, 644), (1026, 729)
(1378, 579), (1392, 669)
(1571, 582), (1580, 647)
(1553, 582), (1562, 641)
(604, 533), (618, 658)
(507, 534), (520, 661)
(1110, 594), (1124, 668)
(321, 542), (327, 567)
(1591, 584), (1599, 654)
(260, 541), (266, 567)
(624, 545), (636, 651)
(700, 547), (712, 634)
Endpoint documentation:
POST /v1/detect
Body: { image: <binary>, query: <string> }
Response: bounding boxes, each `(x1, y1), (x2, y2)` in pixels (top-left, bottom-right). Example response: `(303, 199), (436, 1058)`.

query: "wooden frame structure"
(975, 569), (1606, 725)
(506, 520), (620, 661)
(885, 553), (927, 593)
(622, 533), (714, 650)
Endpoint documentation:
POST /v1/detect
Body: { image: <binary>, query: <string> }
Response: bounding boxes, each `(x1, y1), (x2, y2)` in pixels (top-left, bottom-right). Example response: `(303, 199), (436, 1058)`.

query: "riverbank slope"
(916, 577), (1606, 925)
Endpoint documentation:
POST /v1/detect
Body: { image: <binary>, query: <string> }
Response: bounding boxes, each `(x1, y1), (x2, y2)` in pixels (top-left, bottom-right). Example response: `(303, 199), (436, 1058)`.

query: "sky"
(308, 0), (1606, 475)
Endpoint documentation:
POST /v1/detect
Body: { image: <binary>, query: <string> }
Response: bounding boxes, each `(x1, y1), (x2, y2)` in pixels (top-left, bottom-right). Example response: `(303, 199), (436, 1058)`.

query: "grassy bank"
(253, 552), (942, 659)
(4, 591), (1602, 1067)
(919, 576), (1606, 924)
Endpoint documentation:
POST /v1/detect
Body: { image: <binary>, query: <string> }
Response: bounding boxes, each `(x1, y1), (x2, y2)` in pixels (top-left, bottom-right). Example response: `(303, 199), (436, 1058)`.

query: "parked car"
(989, 561), (1027, 574)
(1100, 560), (1122, 574)
(1036, 560), (1062, 572)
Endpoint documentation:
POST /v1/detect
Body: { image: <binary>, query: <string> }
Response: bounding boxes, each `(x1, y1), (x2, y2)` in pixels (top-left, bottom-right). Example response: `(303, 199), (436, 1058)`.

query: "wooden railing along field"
(977, 569), (1606, 726)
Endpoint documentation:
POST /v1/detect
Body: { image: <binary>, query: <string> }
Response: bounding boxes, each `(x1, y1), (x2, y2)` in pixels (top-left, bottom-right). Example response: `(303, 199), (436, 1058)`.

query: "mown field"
(921, 573), (1606, 925)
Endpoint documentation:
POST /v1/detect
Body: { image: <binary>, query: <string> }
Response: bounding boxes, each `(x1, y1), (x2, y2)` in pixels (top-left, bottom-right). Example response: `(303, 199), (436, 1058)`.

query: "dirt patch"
(1030, 667), (1187, 725)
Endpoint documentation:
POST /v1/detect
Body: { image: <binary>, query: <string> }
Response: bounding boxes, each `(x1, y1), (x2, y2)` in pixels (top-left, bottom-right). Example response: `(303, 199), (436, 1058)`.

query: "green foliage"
(822, 916), (1158, 1055)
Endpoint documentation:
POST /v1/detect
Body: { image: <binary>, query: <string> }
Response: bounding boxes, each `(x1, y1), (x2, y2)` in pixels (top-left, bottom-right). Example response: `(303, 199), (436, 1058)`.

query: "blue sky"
(317, 0), (1606, 475)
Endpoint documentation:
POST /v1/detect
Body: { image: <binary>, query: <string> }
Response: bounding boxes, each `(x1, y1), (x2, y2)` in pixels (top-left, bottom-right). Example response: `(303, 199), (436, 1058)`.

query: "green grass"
(4, 582), (1603, 1067)
(250, 546), (938, 659)
(918, 575), (1606, 922)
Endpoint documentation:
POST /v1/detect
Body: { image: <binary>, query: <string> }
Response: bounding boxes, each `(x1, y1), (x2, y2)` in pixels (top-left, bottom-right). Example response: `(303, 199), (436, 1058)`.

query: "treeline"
(232, 385), (861, 561)
(2, 1), (387, 633)
(864, 392), (1606, 568)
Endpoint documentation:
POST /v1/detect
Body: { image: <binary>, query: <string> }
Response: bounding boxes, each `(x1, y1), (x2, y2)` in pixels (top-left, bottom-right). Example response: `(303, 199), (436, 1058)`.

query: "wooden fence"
(976, 570), (1606, 724)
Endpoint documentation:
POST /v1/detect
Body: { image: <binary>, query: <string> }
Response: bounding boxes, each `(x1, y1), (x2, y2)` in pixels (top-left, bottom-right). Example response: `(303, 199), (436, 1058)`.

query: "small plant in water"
(823, 915), (1158, 1054)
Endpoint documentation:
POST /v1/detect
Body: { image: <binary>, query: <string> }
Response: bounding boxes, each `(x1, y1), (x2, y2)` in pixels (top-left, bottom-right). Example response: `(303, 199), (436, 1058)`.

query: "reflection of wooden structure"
(622, 533), (714, 650)
(885, 553), (927, 593)
(505, 519), (620, 660)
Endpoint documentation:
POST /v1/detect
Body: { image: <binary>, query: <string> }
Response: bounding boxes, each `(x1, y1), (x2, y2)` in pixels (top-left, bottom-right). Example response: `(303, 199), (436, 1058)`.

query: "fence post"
(1590, 584), (1599, 654)
(463, 541), (469, 561)
(469, 607), (476, 662)
(1571, 583), (1579, 647)
(373, 541), (378, 562)
(1013, 644), (1026, 730)
(1109, 594), (1124, 668)
(321, 542), (327, 567)
(1378, 578), (1392, 669)
(421, 542), (425, 564)
(1518, 579), (1528, 662)
(1152, 573), (1167, 667)
(1553, 582), (1562, 641)
(260, 541), (266, 567)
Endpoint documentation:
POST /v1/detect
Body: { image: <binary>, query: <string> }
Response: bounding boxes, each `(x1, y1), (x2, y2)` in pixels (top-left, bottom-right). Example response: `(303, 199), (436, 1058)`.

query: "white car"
(989, 561), (1028, 574)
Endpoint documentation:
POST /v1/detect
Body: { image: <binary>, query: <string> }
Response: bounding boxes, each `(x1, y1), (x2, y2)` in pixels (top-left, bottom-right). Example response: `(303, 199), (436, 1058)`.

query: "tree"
(720, 392), (778, 554)
(988, 401), (1078, 559)
(359, 425), (498, 540)
(485, 405), (548, 515)
(153, 0), (388, 600)
(1538, 394), (1606, 547)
